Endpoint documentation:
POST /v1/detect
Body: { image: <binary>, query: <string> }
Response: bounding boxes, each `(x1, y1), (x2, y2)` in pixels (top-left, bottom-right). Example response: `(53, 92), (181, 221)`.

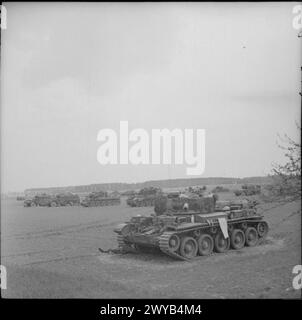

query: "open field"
(1, 195), (301, 299)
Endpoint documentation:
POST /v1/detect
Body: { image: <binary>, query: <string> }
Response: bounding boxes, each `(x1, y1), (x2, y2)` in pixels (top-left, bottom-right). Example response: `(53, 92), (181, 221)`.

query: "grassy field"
(1, 195), (301, 298)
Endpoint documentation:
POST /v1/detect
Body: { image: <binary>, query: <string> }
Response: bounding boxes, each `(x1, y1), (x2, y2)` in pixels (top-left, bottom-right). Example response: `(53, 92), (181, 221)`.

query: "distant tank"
(81, 191), (121, 207)
(55, 193), (80, 206)
(121, 190), (136, 197)
(212, 186), (230, 193)
(114, 196), (268, 260)
(24, 194), (57, 207)
(234, 184), (261, 196)
(126, 187), (162, 207)
(166, 191), (181, 199)
(186, 186), (207, 196)
(24, 192), (80, 207)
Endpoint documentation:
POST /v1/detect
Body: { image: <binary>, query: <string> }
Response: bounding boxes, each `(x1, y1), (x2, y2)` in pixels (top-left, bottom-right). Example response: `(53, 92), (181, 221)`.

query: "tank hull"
(81, 198), (121, 207)
(127, 196), (156, 207)
(114, 212), (269, 261)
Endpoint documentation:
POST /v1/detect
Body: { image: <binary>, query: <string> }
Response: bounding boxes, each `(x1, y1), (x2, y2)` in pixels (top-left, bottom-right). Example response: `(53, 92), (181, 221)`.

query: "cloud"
(11, 4), (180, 97)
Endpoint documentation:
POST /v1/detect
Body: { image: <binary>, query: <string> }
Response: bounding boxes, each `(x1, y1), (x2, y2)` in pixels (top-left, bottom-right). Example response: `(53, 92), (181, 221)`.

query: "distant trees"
(267, 125), (301, 203)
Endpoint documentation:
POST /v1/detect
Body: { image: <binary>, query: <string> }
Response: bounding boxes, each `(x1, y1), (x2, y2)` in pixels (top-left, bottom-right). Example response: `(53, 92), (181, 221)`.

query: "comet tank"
(114, 196), (268, 261)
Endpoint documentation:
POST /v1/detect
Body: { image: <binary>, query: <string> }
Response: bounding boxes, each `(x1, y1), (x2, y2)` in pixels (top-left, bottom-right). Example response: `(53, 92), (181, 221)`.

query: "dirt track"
(1, 197), (301, 298)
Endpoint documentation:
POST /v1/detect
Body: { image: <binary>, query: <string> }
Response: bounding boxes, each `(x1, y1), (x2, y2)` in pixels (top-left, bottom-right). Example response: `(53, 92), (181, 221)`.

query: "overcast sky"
(1, 2), (301, 192)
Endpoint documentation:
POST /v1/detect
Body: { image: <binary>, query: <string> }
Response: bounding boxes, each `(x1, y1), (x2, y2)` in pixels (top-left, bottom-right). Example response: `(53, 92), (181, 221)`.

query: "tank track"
(116, 234), (136, 252)
(158, 219), (268, 261)
(159, 231), (190, 261)
(115, 223), (137, 253)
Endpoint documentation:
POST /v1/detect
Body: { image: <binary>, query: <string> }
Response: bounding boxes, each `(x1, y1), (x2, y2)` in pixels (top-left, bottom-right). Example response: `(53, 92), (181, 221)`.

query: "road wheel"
(168, 234), (180, 252)
(198, 234), (214, 256)
(214, 233), (230, 253)
(50, 201), (57, 207)
(245, 227), (258, 247)
(257, 222), (269, 238)
(30, 202), (36, 207)
(179, 237), (198, 259)
(231, 229), (245, 250)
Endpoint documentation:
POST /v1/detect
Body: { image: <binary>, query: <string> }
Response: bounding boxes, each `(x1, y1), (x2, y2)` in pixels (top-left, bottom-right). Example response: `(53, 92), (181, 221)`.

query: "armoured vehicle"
(24, 192), (80, 207)
(166, 191), (181, 199)
(212, 186), (230, 193)
(55, 193), (80, 206)
(121, 190), (136, 197)
(24, 194), (57, 207)
(126, 187), (162, 207)
(234, 184), (261, 196)
(114, 196), (268, 261)
(81, 191), (121, 207)
(186, 186), (207, 196)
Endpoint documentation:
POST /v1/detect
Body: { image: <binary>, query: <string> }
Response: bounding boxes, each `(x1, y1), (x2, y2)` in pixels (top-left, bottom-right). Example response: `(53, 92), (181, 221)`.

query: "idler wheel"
(198, 234), (214, 256)
(214, 233), (230, 253)
(257, 222), (269, 238)
(168, 234), (180, 252)
(245, 227), (258, 247)
(180, 237), (198, 259)
(230, 229), (245, 250)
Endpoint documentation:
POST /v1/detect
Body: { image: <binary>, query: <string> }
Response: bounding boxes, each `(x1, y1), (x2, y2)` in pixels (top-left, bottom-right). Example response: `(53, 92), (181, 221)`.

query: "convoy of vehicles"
(22, 184), (269, 261)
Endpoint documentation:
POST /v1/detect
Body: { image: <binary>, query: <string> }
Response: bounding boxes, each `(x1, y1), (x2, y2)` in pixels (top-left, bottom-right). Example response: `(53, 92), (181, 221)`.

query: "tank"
(24, 193), (57, 207)
(212, 186), (230, 193)
(55, 192), (80, 206)
(114, 196), (269, 261)
(81, 191), (121, 207)
(24, 192), (80, 207)
(234, 184), (261, 196)
(126, 187), (162, 207)
(186, 186), (207, 196)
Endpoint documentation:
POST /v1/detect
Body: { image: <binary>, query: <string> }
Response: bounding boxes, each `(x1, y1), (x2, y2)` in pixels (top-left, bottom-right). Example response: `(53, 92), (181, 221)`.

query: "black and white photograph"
(0, 2), (301, 302)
